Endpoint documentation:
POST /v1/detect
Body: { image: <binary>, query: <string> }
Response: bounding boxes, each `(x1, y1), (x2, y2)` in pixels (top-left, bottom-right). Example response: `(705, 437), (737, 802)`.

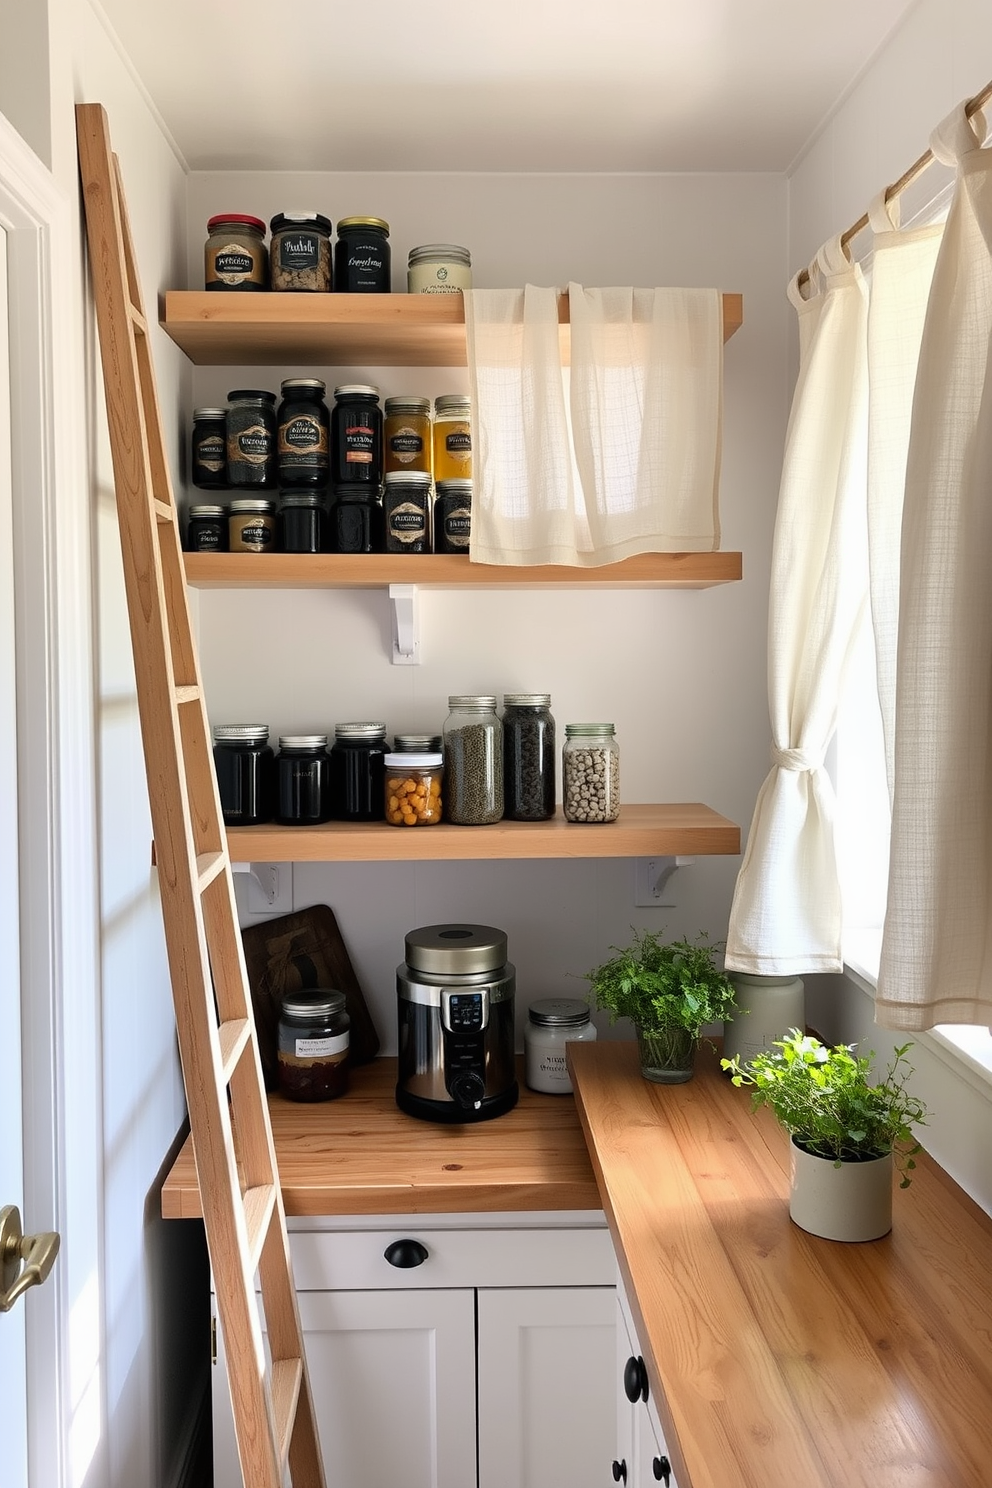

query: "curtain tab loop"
(868, 189), (900, 234)
(771, 746), (822, 773)
(931, 100), (987, 165)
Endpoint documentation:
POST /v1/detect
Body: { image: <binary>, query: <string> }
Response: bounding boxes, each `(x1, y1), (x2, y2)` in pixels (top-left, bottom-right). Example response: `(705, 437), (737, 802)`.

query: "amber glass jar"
(277, 989), (350, 1102)
(432, 395), (472, 482)
(384, 752), (444, 826)
(383, 396), (431, 474)
(228, 499), (276, 552)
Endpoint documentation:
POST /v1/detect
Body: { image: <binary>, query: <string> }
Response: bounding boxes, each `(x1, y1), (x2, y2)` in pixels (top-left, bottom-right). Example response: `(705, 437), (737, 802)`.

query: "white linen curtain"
(724, 236), (869, 975)
(877, 103), (992, 1029)
(464, 284), (723, 566)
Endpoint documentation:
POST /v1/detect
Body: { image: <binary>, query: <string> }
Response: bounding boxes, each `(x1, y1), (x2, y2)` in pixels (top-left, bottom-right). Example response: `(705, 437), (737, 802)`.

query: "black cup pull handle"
(611, 1460), (627, 1484)
(652, 1455), (671, 1484)
(383, 1238), (429, 1269)
(623, 1354), (649, 1403)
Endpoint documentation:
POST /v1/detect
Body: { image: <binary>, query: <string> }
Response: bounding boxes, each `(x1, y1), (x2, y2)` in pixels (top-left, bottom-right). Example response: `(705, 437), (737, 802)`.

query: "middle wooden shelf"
(224, 802), (740, 863)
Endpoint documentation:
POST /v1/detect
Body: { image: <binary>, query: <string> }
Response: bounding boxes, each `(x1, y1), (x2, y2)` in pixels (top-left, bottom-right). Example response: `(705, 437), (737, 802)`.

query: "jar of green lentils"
(442, 695), (503, 825)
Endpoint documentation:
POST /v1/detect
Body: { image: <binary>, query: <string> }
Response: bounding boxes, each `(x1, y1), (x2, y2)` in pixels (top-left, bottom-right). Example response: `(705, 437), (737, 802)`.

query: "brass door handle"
(0, 1205), (60, 1313)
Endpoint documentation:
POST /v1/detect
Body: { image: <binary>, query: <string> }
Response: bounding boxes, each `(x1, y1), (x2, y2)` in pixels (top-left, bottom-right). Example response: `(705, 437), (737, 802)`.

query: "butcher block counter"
(568, 1039), (992, 1488)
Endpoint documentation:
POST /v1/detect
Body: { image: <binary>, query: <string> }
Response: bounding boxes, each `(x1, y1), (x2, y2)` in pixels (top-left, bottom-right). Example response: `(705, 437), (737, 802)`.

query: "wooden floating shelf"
(225, 804), (740, 864)
(184, 551), (742, 590)
(161, 290), (744, 367)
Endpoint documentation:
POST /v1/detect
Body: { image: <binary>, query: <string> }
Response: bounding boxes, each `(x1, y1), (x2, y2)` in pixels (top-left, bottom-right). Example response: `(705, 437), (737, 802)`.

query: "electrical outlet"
(633, 856), (695, 907)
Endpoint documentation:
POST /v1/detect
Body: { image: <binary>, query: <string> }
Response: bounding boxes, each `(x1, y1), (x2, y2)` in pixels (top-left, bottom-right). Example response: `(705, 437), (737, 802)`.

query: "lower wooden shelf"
(225, 803), (740, 863)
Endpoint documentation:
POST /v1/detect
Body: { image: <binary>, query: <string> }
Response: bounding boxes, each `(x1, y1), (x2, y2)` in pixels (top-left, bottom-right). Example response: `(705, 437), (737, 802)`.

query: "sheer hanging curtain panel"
(465, 285), (723, 567)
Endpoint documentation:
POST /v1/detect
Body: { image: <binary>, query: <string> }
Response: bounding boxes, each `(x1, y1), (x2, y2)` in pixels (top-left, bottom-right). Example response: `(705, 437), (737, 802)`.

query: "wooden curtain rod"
(795, 78), (992, 290)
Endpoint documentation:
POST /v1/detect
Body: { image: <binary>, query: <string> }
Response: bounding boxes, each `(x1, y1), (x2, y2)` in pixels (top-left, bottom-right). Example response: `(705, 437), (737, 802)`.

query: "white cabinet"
(615, 1286), (680, 1488)
(211, 1218), (617, 1488)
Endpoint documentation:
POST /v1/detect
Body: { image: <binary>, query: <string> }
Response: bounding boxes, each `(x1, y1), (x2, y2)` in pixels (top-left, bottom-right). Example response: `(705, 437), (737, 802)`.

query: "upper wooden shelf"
(184, 551), (742, 590)
(226, 804), (740, 864)
(160, 290), (744, 367)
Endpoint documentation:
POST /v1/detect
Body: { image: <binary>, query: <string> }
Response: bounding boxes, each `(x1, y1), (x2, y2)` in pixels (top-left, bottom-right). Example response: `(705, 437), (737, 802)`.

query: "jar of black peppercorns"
(502, 694), (556, 821)
(277, 988), (350, 1102)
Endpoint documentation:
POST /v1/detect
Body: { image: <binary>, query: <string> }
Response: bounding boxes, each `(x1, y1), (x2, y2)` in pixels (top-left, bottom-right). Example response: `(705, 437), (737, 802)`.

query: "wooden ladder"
(75, 102), (325, 1488)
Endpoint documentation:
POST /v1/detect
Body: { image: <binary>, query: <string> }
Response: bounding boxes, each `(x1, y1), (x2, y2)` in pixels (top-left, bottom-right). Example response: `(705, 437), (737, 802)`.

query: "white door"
(477, 1286), (617, 1488)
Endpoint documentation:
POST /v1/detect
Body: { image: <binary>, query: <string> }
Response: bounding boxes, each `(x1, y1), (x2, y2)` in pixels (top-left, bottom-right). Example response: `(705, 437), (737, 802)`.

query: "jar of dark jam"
(212, 725), (275, 826)
(334, 216), (390, 293)
(384, 471), (431, 553)
(204, 213), (267, 291)
(502, 693), (556, 821)
(276, 735), (331, 824)
(269, 212), (332, 292)
(227, 390), (277, 488)
(279, 491), (326, 554)
(329, 722), (387, 821)
(434, 478), (472, 553)
(329, 486), (385, 553)
(186, 504), (228, 553)
(331, 385), (382, 486)
(277, 378), (329, 489)
(191, 407), (228, 488)
(277, 988), (350, 1102)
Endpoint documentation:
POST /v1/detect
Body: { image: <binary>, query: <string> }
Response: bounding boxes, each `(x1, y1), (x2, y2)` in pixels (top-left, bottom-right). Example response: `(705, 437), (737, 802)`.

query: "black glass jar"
(331, 385), (382, 486)
(384, 471), (431, 553)
(334, 216), (390, 293)
(502, 694), (556, 821)
(269, 212), (332, 292)
(277, 379), (329, 489)
(226, 389), (277, 488)
(329, 722), (387, 821)
(186, 503), (228, 553)
(191, 407), (228, 488)
(276, 735), (331, 825)
(279, 491), (326, 553)
(329, 486), (385, 553)
(434, 478), (472, 553)
(212, 725), (275, 826)
(277, 988), (350, 1102)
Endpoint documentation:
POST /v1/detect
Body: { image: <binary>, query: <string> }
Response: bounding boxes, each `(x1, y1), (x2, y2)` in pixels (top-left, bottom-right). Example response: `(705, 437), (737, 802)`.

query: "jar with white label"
(277, 988), (350, 1102)
(524, 998), (597, 1094)
(407, 244), (472, 294)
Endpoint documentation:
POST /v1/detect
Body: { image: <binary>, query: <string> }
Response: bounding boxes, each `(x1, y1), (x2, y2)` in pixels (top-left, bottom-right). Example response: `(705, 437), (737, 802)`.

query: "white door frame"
(0, 108), (103, 1488)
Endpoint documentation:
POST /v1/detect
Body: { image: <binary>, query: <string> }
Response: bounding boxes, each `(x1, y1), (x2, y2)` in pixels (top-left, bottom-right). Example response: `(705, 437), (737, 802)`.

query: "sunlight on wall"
(69, 1270), (103, 1487)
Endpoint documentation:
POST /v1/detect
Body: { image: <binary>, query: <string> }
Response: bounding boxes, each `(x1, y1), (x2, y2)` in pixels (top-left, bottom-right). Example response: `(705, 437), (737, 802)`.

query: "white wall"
(789, 0), (992, 1216)
(184, 168), (790, 1053)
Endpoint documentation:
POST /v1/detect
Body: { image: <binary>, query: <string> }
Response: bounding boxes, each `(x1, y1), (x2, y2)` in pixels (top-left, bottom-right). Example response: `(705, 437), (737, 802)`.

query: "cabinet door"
(212, 1288), (477, 1488)
(477, 1285), (616, 1488)
(616, 1291), (680, 1488)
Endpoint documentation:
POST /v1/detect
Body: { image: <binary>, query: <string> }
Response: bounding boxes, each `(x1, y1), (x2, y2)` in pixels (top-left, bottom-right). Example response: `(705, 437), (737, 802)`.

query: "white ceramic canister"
(722, 972), (805, 1065)
(407, 243), (472, 294)
(525, 998), (597, 1093)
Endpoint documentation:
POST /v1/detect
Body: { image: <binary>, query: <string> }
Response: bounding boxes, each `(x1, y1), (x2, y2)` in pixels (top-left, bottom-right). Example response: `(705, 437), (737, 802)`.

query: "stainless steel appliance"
(395, 923), (518, 1122)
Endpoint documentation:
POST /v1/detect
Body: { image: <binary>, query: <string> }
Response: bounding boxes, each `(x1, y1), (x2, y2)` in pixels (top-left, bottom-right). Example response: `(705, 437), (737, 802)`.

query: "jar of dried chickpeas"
(384, 752), (444, 827)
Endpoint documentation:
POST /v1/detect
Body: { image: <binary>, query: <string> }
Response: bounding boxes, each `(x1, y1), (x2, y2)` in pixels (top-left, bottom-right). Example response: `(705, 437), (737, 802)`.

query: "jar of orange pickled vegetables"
(384, 752), (444, 826)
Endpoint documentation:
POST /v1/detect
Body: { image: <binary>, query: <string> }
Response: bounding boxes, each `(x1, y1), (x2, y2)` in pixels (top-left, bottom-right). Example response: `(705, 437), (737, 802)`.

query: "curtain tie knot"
(771, 746), (821, 772)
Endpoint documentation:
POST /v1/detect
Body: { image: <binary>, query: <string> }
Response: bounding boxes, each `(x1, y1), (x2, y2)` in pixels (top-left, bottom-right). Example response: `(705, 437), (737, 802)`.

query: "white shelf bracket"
(633, 855), (696, 907)
(389, 583), (420, 665)
(230, 861), (281, 905)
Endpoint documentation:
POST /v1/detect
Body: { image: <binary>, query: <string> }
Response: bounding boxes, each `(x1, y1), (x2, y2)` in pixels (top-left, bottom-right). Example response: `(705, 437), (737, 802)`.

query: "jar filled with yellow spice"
(384, 752), (444, 826)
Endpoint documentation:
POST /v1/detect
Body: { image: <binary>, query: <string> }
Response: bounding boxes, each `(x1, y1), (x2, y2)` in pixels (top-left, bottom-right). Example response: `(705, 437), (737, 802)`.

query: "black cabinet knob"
(623, 1354), (649, 1403)
(611, 1460), (627, 1484)
(652, 1456), (671, 1484)
(383, 1238), (429, 1269)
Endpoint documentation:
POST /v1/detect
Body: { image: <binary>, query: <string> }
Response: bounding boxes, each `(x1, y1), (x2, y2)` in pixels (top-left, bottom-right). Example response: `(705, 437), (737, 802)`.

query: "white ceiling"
(99, 0), (918, 173)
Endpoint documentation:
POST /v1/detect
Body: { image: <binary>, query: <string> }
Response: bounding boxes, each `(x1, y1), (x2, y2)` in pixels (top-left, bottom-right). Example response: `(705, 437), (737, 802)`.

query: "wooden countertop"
(568, 1039), (992, 1488)
(160, 1056), (601, 1218)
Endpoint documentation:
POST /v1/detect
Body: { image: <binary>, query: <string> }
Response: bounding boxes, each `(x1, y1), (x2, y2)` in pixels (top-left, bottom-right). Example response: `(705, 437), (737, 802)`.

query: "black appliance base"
(395, 1082), (519, 1124)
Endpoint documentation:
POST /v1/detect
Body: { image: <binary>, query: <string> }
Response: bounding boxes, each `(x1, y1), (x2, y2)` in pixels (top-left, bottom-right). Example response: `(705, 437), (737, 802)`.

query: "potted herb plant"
(585, 929), (737, 1084)
(722, 1030), (928, 1241)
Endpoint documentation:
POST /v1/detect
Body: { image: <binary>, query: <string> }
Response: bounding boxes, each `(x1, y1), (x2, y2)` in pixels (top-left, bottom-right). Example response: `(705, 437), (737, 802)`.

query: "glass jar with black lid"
(331, 385), (382, 486)
(434, 478), (472, 554)
(279, 492), (326, 554)
(277, 378), (329, 489)
(384, 471), (431, 553)
(334, 216), (390, 293)
(226, 389), (277, 488)
(212, 725), (275, 826)
(502, 694), (556, 821)
(191, 407), (228, 488)
(277, 988), (350, 1102)
(269, 212), (332, 292)
(276, 735), (331, 825)
(329, 722), (388, 821)
(186, 504), (228, 553)
(329, 485), (385, 553)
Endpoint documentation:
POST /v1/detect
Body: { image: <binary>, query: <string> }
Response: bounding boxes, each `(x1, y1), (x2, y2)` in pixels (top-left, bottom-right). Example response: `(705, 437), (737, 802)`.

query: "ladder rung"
(154, 499), (175, 523)
(271, 1357), (304, 1473)
(128, 301), (148, 335)
(218, 1017), (252, 1084)
(174, 684), (200, 704)
(196, 850), (227, 893)
(244, 1183), (277, 1275)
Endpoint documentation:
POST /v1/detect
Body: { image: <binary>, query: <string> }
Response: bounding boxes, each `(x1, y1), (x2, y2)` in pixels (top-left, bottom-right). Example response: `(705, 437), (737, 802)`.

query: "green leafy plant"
(722, 1030), (928, 1186)
(585, 929), (737, 1036)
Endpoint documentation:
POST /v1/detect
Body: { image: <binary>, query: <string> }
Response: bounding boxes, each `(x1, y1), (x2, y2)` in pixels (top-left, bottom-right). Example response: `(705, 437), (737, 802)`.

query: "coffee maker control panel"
(441, 988), (489, 1033)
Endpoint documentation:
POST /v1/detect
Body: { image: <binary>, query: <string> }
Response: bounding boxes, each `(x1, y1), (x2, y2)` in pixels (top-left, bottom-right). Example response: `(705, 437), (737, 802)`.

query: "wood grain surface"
(568, 1039), (992, 1488)
(161, 1056), (601, 1219)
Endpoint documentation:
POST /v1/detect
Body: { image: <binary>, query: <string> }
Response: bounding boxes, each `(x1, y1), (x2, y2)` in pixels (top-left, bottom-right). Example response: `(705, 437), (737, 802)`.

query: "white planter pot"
(722, 973), (805, 1064)
(789, 1139), (893, 1242)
